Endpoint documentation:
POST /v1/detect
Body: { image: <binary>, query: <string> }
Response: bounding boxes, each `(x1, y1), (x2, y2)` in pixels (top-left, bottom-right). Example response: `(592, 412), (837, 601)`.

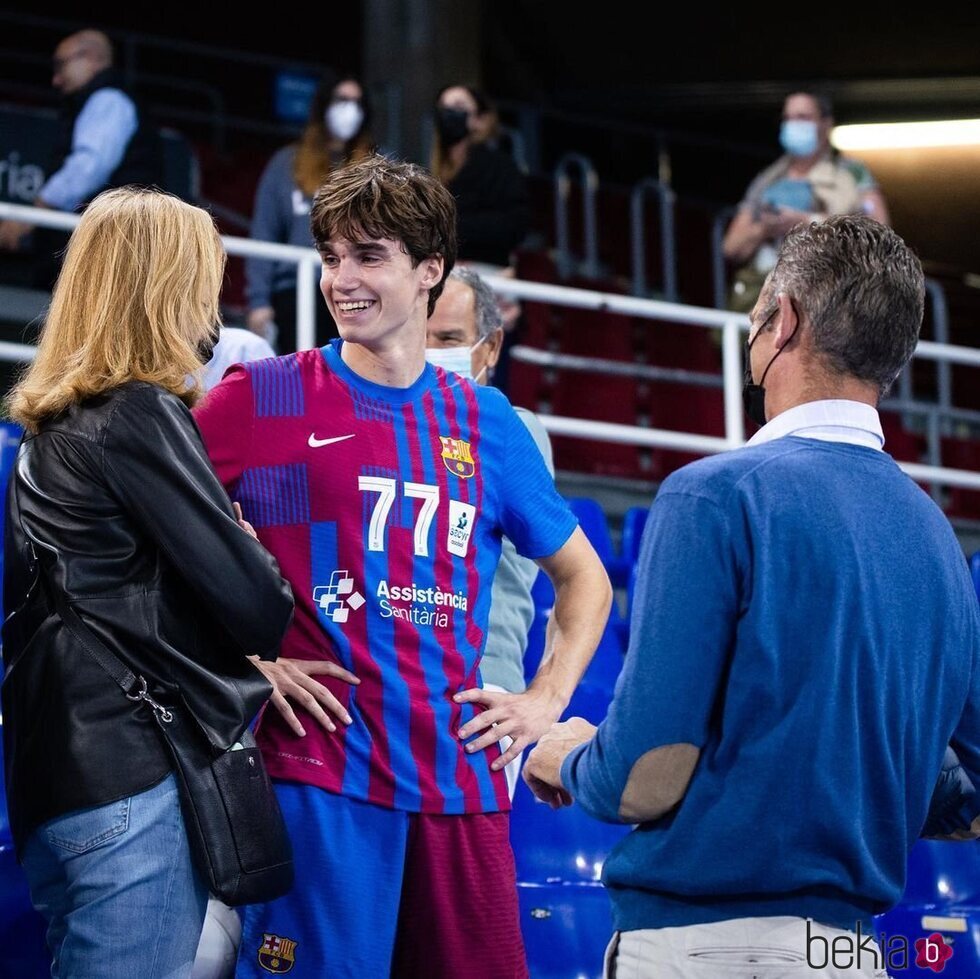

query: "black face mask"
(742, 306), (798, 428)
(197, 326), (220, 365)
(436, 107), (470, 148)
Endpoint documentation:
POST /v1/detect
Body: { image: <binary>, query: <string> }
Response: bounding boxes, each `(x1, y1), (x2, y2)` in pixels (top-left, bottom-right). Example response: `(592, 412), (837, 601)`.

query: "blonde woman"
(1, 187), (293, 979)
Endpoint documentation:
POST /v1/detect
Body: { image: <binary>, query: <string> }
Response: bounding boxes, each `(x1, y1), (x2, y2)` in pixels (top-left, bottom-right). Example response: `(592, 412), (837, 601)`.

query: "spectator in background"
(430, 84), (530, 270)
(0, 29), (163, 288)
(430, 84), (531, 396)
(425, 266), (555, 798)
(245, 71), (375, 353)
(722, 91), (889, 314)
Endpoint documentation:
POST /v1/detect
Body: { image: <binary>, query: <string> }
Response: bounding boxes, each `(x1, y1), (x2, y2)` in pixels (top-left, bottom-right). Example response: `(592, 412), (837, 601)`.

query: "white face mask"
(326, 100), (364, 142)
(425, 336), (487, 381)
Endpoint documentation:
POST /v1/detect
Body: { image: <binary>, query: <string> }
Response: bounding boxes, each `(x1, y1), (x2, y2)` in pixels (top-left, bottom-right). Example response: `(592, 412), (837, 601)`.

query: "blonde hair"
(8, 187), (226, 432)
(294, 126), (373, 198)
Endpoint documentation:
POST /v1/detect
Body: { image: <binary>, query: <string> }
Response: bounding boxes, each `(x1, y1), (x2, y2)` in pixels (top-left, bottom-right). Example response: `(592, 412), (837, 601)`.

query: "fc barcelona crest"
(440, 436), (475, 478)
(258, 933), (297, 974)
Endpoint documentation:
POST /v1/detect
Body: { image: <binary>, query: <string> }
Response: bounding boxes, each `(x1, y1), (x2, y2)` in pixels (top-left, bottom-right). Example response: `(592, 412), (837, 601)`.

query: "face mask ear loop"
(757, 302), (801, 389)
(470, 334), (489, 383)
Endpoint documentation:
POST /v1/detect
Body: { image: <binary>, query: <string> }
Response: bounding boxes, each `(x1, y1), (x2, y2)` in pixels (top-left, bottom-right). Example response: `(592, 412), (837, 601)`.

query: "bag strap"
(31, 539), (174, 724)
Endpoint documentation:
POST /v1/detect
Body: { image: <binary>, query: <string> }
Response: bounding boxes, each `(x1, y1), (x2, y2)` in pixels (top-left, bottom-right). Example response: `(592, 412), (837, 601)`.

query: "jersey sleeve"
(191, 364), (256, 494)
(495, 400), (576, 560)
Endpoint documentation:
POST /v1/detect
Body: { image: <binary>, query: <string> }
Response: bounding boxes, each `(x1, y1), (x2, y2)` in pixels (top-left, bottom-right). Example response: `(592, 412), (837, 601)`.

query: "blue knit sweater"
(562, 437), (980, 932)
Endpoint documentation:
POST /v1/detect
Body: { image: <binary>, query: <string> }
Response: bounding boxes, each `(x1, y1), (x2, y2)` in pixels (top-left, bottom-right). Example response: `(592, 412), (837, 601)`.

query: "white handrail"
(0, 202), (323, 351)
(2, 202), (978, 492)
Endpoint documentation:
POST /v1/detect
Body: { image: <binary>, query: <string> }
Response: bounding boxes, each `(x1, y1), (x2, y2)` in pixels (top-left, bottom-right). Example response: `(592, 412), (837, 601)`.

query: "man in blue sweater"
(524, 215), (980, 977)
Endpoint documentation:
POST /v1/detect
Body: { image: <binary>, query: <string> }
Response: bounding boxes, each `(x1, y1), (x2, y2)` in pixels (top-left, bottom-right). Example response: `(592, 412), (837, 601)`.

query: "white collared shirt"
(745, 399), (884, 451)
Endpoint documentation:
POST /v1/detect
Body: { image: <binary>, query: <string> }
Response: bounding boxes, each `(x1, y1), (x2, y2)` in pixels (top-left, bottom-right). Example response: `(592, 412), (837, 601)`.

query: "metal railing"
(629, 177), (677, 302)
(708, 206), (956, 418)
(2, 200), (979, 496)
(0, 201), (321, 351)
(553, 153), (600, 279)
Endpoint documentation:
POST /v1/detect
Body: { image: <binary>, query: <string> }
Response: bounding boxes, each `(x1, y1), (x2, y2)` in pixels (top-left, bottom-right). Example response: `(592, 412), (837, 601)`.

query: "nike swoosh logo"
(308, 433), (356, 448)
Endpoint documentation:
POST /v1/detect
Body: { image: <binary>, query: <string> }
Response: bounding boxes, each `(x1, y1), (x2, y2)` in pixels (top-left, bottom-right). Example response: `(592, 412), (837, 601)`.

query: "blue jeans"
(21, 773), (208, 979)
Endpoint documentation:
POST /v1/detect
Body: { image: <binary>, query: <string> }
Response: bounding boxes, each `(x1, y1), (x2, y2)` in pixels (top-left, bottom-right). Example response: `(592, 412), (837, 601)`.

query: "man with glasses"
(0, 29), (162, 277)
(523, 215), (980, 977)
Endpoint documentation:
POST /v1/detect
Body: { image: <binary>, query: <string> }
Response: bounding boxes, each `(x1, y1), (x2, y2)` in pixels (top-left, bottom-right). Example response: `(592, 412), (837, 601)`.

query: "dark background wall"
(5, 2), (980, 273)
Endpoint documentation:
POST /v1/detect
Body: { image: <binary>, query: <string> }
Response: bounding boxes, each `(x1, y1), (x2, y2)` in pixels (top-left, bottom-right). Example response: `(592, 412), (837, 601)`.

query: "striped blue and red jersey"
(194, 340), (577, 815)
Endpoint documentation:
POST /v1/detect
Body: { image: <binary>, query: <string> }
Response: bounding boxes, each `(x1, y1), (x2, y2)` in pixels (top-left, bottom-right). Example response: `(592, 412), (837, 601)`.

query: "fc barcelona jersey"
(194, 340), (577, 814)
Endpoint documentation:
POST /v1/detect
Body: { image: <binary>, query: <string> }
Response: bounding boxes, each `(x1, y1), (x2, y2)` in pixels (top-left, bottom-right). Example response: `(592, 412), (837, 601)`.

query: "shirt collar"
(746, 400), (884, 451)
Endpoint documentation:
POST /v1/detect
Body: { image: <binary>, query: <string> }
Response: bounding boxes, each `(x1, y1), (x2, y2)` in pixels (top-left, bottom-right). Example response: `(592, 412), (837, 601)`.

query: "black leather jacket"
(1, 382), (294, 852)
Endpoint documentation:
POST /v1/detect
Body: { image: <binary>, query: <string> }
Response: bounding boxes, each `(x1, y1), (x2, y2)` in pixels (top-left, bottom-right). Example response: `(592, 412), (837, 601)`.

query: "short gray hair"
(766, 215), (924, 396)
(449, 266), (503, 340)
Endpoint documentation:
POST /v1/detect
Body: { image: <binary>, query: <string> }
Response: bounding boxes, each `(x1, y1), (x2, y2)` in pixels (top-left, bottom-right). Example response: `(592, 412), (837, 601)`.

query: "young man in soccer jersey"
(425, 266), (556, 801)
(194, 154), (612, 979)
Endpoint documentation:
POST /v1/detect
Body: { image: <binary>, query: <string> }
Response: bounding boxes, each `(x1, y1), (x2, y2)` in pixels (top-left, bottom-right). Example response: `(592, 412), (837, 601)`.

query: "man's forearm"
(529, 559), (611, 708)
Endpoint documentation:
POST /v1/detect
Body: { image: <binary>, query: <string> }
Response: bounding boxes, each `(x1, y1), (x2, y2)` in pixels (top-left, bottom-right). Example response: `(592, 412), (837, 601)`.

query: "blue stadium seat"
(531, 568), (555, 614)
(0, 715), (51, 977)
(525, 558), (627, 691)
(566, 496), (631, 588)
(511, 773), (626, 976)
(523, 604), (624, 705)
(895, 838), (980, 908)
(566, 497), (612, 557)
(523, 605), (550, 681)
(0, 845), (49, 978)
(519, 882), (613, 979)
(874, 840), (980, 977)
(510, 779), (630, 887)
(619, 504), (649, 569)
(0, 421), (21, 477)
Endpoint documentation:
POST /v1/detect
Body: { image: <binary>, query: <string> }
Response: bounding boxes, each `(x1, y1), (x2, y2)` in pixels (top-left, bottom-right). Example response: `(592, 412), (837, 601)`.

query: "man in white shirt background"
(0, 29), (163, 285)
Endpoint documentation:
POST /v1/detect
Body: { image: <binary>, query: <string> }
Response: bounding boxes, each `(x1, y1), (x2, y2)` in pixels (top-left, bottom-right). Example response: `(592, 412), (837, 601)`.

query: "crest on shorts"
(440, 436), (475, 478)
(258, 933), (297, 974)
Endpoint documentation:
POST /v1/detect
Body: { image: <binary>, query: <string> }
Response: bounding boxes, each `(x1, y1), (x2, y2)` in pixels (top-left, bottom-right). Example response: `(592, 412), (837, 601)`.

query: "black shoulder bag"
(37, 550), (294, 907)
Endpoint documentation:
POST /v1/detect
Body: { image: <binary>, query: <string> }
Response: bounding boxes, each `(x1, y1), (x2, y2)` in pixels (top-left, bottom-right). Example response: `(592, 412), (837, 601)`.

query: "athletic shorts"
(236, 781), (528, 978)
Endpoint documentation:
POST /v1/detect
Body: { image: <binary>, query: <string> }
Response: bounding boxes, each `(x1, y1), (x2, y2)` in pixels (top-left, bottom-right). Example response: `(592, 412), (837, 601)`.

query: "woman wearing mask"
(430, 84), (531, 268)
(246, 72), (375, 352)
(2, 186), (294, 978)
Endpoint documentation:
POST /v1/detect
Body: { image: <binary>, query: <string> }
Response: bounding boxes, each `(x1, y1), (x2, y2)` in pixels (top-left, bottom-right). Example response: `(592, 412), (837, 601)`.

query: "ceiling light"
(832, 119), (980, 150)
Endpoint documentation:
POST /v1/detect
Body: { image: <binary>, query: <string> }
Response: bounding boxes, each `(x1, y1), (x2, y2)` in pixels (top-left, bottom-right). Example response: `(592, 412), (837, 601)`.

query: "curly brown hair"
(310, 154), (457, 316)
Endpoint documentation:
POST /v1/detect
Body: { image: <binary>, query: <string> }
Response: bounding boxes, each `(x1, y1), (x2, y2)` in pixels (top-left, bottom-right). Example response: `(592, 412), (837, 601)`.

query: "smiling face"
(319, 234), (443, 352)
